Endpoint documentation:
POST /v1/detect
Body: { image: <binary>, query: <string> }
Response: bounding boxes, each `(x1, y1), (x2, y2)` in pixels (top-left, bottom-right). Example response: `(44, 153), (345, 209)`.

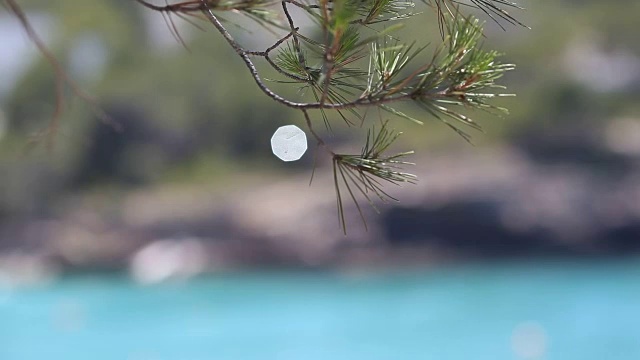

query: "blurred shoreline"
(2, 132), (640, 285)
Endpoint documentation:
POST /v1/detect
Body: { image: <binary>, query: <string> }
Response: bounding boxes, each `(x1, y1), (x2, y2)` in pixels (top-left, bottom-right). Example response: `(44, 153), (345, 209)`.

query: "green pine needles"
(333, 121), (417, 232)
(130, 0), (527, 233)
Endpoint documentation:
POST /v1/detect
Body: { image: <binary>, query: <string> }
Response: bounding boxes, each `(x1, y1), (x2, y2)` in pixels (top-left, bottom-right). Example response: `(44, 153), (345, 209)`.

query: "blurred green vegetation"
(0, 0), (638, 216)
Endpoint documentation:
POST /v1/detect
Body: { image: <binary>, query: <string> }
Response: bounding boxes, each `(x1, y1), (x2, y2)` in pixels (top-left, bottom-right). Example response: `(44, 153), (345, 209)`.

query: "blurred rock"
(0, 250), (60, 285)
(130, 238), (208, 284)
(563, 36), (640, 93)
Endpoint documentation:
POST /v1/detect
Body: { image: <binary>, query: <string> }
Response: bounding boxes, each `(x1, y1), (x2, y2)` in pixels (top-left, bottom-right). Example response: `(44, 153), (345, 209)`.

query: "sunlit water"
(1, 260), (639, 360)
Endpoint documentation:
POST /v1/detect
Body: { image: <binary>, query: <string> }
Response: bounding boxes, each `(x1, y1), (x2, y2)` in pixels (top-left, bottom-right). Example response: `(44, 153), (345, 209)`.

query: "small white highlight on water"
(0, 273), (13, 305)
(271, 125), (308, 162)
(511, 321), (548, 360)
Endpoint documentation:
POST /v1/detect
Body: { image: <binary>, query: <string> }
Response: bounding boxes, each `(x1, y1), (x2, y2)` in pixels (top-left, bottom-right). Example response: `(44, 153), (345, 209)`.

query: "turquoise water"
(1, 260), (639, 360)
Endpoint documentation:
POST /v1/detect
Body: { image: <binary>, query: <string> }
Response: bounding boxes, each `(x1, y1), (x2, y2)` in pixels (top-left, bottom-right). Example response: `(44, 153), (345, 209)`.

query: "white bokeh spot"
(271, 125), (308, 162)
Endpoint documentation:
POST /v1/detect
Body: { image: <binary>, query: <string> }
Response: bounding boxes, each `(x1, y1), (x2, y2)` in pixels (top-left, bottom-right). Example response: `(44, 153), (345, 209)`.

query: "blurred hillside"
(1, 0), (639, 282)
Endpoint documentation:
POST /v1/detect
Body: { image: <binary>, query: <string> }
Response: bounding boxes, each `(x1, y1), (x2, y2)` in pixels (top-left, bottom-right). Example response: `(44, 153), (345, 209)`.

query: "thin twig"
(281, 1), (307, 72)
(5, 0), (118, 146)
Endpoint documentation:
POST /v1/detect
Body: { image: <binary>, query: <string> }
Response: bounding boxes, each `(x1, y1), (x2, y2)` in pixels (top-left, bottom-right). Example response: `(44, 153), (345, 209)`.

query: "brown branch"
(197, 0), (423, 110)
(133, 0), (447, 114)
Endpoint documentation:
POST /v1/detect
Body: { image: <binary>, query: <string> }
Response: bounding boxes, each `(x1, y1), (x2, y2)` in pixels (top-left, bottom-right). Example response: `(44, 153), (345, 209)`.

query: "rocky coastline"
(2, 127), (640, 284)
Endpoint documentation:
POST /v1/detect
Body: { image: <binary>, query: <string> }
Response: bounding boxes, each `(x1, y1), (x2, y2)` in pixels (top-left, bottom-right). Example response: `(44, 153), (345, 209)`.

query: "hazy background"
(0, 1), (639, 359)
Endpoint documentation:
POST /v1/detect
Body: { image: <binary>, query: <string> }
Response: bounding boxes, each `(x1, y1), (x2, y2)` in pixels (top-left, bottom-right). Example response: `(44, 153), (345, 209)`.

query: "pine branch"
(6, 0), (528, 234)
(141, 0), (525, 232)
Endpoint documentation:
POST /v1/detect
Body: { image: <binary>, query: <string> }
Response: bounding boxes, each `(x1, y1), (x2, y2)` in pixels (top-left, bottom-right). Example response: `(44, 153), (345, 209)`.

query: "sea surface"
(1, 259), (639, 360)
